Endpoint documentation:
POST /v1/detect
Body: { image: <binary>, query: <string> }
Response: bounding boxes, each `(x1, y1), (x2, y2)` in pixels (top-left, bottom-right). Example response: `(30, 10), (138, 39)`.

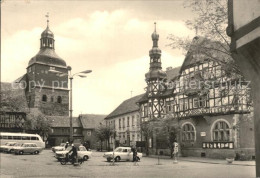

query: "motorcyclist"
(69, 144), (78, 163)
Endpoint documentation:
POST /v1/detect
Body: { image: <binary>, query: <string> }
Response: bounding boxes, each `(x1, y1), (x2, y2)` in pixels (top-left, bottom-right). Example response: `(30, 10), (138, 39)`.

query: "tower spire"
(154, 22), (156, 32)
(45, 12), (49, 27)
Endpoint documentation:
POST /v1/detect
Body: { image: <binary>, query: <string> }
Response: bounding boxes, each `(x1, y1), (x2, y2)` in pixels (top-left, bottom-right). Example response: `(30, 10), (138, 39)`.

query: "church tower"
(25, 16), (69, 116)
(145, 23), (167, 119)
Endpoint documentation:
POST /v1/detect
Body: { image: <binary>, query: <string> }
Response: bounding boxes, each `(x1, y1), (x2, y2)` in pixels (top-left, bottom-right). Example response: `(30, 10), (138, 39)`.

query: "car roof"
(117, 147), (131, 149)
(23, 143), (37, 145)
(7, 142), (17, 144)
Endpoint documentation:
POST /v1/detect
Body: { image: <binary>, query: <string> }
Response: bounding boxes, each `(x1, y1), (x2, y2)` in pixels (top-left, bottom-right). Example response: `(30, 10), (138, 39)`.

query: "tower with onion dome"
(25, 16), (69, 116)
(145, 23), (167, 119)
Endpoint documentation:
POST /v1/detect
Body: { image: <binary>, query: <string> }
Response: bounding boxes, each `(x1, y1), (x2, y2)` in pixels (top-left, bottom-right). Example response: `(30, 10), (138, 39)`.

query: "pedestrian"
(83, 141), (88, 151)
(65, 142), (69, 149)
(131, 145), (137, 162)
(69, 144), (78, 163)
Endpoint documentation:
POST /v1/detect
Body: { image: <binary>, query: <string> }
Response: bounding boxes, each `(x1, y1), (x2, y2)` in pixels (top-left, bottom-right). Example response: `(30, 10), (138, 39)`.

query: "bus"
(0, 132), (45, 148)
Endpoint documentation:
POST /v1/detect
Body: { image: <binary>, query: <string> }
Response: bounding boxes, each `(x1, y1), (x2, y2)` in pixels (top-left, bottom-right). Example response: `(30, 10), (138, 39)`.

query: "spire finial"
(154, 22), (156, 32)
(45, 12), (49, 27)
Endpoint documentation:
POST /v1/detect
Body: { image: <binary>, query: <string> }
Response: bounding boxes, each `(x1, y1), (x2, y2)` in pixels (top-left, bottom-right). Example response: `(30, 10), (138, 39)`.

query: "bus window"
(2, 136), (8, 139)
(13, 136), (21, 140)
(22, 136), (30, 140)
(31, 137), (39, 140)
(8, 136), (13, 140)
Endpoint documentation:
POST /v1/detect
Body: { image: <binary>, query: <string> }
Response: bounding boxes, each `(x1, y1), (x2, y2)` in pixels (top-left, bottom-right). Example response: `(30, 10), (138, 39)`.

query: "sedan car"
(52, 143), (66, 153)
(55, 146), (92, 161)
(3, 143), (22, 153)
(103, 147), (142, 162)
(13, 143), (43, 155)
(0, 142), (17, 152)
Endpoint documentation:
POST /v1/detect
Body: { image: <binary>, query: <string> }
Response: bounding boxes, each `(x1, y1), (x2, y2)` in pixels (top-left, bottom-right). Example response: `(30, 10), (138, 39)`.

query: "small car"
(13, 143), (43, 155)
(103, 147), (142, 162)
(55, 146), (92, 161)
(0, 142), (17, 152)
(51, 143), (66, 153)
(3, 143), (22, 153)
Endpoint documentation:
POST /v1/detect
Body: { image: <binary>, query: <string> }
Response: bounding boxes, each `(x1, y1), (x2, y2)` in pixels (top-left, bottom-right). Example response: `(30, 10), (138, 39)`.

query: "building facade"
(21, 20), (70, 116)
(105, 95), (143, 148)
(138, 26), (254, 160)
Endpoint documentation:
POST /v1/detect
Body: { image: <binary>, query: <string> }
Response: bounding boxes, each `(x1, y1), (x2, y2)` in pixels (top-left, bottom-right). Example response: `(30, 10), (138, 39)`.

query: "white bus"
(0, 132), (45, 148)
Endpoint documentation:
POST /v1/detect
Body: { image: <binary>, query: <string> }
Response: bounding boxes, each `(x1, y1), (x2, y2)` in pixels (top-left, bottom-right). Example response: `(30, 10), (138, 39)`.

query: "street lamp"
(49, 66), (92, 143)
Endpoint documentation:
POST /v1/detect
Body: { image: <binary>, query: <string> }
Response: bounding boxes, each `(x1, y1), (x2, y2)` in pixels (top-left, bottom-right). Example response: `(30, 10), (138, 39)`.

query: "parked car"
(51, 143), (66, 153)
(3, 143), (22, 153)
(13, 143), (44, 155)
(0, 142), (17, 152)
(103, 147), (142, 162)
(55, 146), (92, 161)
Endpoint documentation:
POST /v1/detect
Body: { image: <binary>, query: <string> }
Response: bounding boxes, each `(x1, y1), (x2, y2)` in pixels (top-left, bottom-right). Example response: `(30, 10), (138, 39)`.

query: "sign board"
(202, 142), (234, 149)
(200, 132), (206, 137)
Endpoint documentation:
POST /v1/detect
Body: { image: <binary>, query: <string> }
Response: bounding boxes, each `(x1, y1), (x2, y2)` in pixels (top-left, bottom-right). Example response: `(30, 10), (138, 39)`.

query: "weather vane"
(45, 12), (49, 26)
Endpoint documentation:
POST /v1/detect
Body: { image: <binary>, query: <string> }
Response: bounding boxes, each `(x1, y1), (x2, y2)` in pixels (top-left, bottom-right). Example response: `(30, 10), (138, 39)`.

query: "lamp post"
(49, 67), (92, 143)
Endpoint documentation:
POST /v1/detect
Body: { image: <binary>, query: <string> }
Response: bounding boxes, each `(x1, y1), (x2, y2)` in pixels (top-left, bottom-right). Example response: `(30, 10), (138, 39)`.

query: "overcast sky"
(2, 0), (195, 116)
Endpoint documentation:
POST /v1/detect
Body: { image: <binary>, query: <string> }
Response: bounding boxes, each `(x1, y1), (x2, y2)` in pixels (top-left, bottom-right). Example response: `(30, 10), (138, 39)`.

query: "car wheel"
(107, 158), (111, 162)
(60, 159), (67, 165)
(19, 151), (24, 155)
(115, 156), (120, 162)
(34, 150), (39, 155)
(9, 149), (13, 153)
(83, 155), (89, 161)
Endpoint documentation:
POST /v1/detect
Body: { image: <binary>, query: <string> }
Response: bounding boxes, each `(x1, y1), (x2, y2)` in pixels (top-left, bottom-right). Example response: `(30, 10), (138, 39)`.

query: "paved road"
(0, 150), (256, 178)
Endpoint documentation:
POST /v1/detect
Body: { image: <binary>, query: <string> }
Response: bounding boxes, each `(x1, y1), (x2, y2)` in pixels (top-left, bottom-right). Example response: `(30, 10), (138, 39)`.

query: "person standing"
(131, 145), (137, 162)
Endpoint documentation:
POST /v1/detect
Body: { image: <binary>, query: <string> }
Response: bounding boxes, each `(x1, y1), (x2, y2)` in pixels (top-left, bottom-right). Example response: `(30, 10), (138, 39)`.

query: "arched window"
(182, 123), (195, 142)
(42, 95), (47, 102)
(212, 120), (231, 141)
(57, 96), (62, 103)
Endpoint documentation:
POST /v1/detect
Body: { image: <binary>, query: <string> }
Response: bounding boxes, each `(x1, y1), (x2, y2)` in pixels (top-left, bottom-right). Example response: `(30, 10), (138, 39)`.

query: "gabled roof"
(180, 36), (231, 72)
(165, 66), (181, 82)
(80, 114), (107, 129)
(48, 116), (81, 127)
(105, 94), (144, 119)
(0, 82), (28, 112)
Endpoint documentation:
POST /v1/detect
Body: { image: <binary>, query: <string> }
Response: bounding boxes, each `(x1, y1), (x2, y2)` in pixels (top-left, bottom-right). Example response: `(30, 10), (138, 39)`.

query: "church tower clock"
(25, 17), (69, 116)
(145, 23), (167, 119)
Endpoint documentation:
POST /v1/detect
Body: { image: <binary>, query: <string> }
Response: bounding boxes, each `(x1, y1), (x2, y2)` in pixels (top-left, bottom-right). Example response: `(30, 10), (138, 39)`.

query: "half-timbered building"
(138, 26), (254, 160)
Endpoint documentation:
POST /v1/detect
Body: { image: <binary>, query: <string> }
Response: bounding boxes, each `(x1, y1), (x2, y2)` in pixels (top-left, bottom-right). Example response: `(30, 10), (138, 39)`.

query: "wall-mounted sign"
(202, 142), (234, 149)
(200, 132), (206, 137)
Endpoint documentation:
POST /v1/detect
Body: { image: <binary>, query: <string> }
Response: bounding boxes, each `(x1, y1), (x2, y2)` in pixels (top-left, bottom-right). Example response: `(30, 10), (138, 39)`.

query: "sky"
(1, 0), (195, 116)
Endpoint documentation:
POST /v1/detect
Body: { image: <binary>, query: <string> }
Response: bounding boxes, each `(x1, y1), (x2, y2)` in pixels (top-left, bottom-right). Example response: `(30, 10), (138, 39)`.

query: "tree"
(140, 120), (154, 156)
(156, 116), (180, 158)
(96, 124), (116, 151)
(167, 0), (241, 75)
(24, 110), (51, 141)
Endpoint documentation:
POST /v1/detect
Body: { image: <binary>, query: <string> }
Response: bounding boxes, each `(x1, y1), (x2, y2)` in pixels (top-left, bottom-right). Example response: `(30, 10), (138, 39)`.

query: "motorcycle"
(59, 153), (84, 165)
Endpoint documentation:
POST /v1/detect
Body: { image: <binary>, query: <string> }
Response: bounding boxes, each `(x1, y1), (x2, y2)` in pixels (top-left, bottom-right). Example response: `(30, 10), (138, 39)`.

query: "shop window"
(212, 120), (231, 141)
(182, 123), (195, 142)
(42, 95), (47, 102)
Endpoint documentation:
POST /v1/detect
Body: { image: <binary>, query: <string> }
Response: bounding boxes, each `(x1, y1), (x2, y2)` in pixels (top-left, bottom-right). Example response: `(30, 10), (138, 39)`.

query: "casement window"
(42, 95), (47, 102)
(119, 119), (121, 128)
(57, 96), (62, 103)
(182, 123), (195, 142)
(213, 121), (231, 141)
(127, 117), (130, 127)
